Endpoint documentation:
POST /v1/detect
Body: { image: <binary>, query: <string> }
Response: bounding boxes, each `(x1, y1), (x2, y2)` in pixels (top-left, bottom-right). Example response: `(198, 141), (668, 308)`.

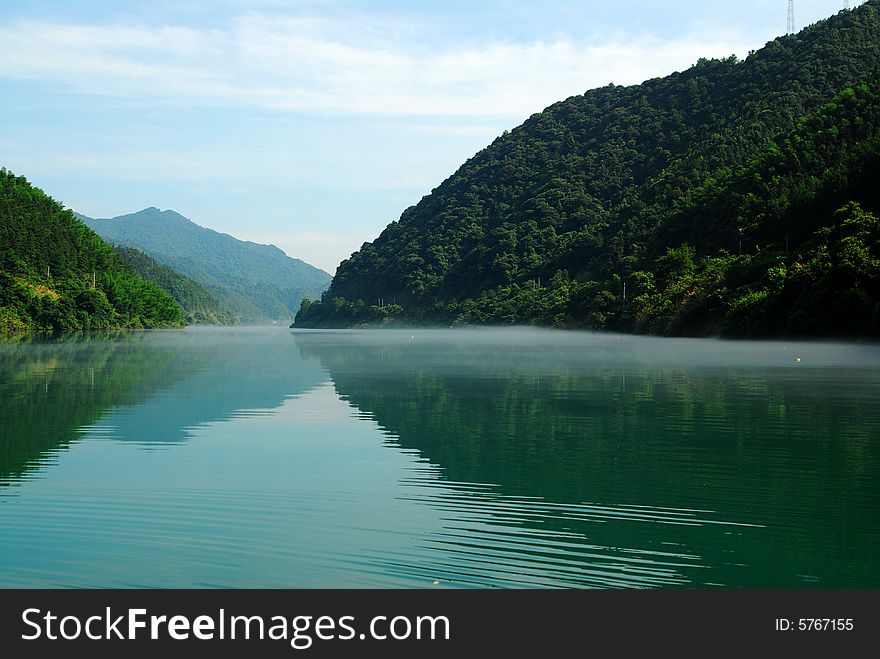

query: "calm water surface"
(1, 326), (878, 588)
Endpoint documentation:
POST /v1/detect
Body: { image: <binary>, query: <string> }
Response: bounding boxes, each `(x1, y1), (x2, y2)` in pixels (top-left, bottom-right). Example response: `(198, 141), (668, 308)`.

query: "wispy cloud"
(0, 13), (770, 119)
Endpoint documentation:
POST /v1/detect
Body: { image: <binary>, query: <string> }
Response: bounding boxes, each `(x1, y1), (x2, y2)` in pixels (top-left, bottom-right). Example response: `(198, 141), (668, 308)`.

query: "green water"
(1, 326), (878, 588)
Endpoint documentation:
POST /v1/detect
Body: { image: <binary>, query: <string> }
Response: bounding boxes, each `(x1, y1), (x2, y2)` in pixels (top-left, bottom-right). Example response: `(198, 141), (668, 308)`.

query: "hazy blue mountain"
(81, 208), (331, 324)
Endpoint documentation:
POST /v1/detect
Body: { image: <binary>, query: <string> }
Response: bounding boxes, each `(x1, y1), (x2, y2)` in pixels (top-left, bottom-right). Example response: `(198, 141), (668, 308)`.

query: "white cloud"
(0, 14), (772, 119)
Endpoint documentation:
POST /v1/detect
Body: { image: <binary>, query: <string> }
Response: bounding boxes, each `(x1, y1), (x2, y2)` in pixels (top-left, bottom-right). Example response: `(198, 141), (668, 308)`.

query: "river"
(1, 326), (878, 588)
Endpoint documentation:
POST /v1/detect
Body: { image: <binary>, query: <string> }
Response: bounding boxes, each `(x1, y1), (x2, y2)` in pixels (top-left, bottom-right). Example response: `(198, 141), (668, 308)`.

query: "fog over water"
(1, 327), (878, 588)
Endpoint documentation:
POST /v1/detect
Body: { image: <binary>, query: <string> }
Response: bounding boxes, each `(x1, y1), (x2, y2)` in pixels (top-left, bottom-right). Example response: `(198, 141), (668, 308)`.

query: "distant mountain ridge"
(81, 208), (331, 324)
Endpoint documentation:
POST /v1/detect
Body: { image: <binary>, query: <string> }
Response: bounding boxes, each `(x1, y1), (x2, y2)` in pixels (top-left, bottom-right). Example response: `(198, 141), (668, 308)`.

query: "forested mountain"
(113, 246), (237, 325)
(295, 2), (880, 337)
(0, 170), (183, 333)
(82, 208), (331, 324)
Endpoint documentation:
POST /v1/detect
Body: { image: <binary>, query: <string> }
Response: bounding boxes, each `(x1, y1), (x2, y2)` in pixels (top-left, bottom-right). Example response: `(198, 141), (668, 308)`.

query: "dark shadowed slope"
(296, 2), (880, 338)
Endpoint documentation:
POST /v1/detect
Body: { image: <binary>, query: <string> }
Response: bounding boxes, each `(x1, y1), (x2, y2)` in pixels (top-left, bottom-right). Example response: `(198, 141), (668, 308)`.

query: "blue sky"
(0, 1), (861, 273)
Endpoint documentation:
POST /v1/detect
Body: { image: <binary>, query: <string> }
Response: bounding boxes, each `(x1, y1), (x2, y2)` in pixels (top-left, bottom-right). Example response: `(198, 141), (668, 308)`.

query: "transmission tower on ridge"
(787, 0), (796, 34)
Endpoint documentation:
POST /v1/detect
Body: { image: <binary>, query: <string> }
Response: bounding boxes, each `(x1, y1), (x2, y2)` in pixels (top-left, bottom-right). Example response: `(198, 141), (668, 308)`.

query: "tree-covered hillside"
(296, 2), (880, 337)
(113, 246), (238, 325)
(0, 170), (184, 333)
(82, 208), (331, 324)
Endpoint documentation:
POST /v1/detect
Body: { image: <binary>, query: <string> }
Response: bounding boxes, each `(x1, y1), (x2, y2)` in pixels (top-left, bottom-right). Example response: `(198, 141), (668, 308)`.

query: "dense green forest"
(0, 170), (184, 333)
(82, 208), (331, 324)
(113, 245), (237, 325)
(296, 2), (880, 337)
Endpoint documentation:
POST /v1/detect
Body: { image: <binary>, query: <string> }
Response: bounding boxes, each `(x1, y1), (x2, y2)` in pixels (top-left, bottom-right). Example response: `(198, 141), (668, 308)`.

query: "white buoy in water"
(795, 357), (801, 364)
